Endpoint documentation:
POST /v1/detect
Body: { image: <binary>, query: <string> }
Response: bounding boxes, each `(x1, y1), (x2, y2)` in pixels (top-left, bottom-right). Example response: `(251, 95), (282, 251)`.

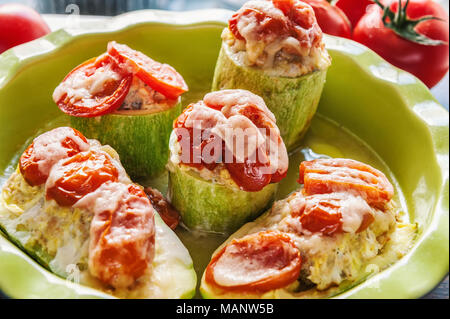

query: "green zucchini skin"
(212, 43), (328, 150)
(71, 102), (182, 179)
(167, 163), (278, 234)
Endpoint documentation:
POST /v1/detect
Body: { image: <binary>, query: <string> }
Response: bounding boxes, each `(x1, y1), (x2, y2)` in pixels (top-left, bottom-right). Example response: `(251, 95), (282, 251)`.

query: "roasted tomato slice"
(225, 154), (272, 192)
(145, 187), (180, 230)
(205, 231), (301, 292)
(229, 6), (289, 41)
(107, 41), (188, 100)
(81, 182), (155, 288)
(291, 193), (374, 235)
(236, 104), (288, 184)
(292, 193), (343, 235)
(46, 151), (119, 206)
(298, 158), (394, 210)
(53, 54), (132, 118)
(19, 127), (90, 186)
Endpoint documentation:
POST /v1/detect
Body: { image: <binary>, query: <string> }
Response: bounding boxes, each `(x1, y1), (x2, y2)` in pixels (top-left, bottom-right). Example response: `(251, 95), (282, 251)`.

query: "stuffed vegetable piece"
(0, 127), (196, 299)
(167, 89), (288, 233)
(212, 0), (331, 150)
(201, 158), (417, 298)
(53, 42), (187, 178)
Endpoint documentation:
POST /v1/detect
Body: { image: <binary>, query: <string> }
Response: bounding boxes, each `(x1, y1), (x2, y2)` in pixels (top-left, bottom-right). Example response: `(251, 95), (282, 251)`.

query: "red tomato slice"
(205, 231), (301, 293)
(87, 182), (155, 288)
(291, 193), (374, 235)
(225, 156), (272, 192)
(293, 194), (343, 235)
(46, 151), (119, 206)
(19, 127), (89, 186)
(298, 158), (394, 210)
(107, 41), (188, 100)
(229, 7), (289, 41)
(54, 54), (132, 117)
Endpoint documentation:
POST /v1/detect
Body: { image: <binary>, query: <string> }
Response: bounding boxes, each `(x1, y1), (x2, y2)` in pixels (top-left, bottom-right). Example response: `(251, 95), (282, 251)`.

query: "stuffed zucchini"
(0, 127), (196, 299)
(53, 42), (187, 179)
(167, 89), (288, 233)
(212, 0), (331, 150)
(200, 158), (416, 298)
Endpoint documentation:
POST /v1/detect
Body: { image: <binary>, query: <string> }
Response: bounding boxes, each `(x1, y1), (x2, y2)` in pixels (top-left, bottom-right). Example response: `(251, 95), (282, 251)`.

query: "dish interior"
(0, 19), (447, 298)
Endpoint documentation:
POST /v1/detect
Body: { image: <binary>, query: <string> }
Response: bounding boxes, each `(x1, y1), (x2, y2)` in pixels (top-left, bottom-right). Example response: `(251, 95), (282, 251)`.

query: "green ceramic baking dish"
(0, 9), (447, 299)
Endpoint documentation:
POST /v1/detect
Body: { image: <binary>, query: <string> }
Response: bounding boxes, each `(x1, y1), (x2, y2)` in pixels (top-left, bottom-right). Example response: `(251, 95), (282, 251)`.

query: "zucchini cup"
(212, 0), (331, 150)
(53, 42), (187, 179)
(200, 158), (417, 298)
(167, 89), (289, 233)
(0, 127), (196, 299)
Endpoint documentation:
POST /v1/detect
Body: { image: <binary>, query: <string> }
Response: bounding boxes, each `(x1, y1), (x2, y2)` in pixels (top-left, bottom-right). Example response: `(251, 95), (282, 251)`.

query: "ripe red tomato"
(302, 0), (352, 39)
(0, 3), (50, 54)
(336, 0), (373, 28)
(353, 0), (449, 88)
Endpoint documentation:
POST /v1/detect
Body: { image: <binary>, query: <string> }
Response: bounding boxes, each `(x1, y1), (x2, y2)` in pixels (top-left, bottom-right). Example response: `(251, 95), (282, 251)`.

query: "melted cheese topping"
(31, 127), (90, 177)
(245, 191), (398, 289)
(213, 244), (280, 287)
(75, 182), (155, 289)
(172, 90), (288, 179)
(53, 61), (120, 107)
(225, 0), (331, 76)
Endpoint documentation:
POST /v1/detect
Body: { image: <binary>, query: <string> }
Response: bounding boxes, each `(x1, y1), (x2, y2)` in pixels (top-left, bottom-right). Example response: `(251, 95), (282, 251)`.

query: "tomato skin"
(353, 0), (449, 88)
(229, 7), (289, 41)
(54, 55), (133, 117)
(302, 0), (352, 39)
(205, 231), (301, 293)
(19, 127), (89, 186)
(299, 158), (394, 210)
(0, 4), (50, 54)
(336, 0), (373, 28)
(225, 155), (272, 192)
(46, 151), (119, 206)
(107, 41), (188, 100)
(85, 182), (155, 288)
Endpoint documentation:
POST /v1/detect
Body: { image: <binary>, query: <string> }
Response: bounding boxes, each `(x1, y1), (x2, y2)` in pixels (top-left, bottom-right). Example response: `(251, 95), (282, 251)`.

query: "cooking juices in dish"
(0, 127), (196, 298)
(200, 158), (416, 298)
(53, 41), (188, 179)
(212, 0), (331, 150)
(167, 89), (288, 233)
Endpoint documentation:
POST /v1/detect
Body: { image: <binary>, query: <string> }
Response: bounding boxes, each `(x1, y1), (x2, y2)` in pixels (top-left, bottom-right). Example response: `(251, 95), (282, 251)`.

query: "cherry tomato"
(336, 0), (373, 28)
(0, 4), (50, 54)
(205, 231), (301, 292)
(291, 192), (374, 235)
(225, 155), (272, 192)
(302, 0), (352, 39)
(107, 41), (188, 100)
(19, 127), (89, 186)
(296, 195), (343, 235)
(54, 54), (132, 117)
(353, 0), (449, 88)
(86, 182), (155, 288)
(46, 151), (119, 206)
(298, 158), (394, 210)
